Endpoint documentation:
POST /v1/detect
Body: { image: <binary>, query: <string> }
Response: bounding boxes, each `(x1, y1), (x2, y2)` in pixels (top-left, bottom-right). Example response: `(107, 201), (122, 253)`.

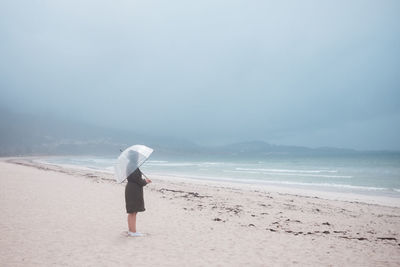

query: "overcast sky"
(1, 0), (399, 150)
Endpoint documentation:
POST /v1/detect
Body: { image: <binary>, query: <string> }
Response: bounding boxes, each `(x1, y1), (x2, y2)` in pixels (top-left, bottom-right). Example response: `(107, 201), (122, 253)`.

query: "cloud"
(1, 0), (399, 149)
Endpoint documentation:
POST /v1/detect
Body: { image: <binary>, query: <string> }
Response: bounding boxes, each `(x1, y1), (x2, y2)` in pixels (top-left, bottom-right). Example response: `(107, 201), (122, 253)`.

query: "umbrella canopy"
(114, 145), (154, 183)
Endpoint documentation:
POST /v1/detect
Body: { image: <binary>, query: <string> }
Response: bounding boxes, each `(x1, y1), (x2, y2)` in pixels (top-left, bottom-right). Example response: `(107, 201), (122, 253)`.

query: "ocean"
(40, 153), (400, 199)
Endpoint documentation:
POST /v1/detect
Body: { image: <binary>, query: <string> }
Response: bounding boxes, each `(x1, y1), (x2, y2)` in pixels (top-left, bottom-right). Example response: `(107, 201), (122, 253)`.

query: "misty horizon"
(1, 1), (399, 151)
(1, 108), (399, 155)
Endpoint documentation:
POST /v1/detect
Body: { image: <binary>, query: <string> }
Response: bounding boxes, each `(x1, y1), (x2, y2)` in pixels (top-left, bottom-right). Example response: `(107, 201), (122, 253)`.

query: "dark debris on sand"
(158, 188), (212, 199)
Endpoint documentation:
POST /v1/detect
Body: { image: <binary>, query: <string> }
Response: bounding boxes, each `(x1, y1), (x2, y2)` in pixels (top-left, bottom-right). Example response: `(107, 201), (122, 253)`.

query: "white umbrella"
(114, 144), (154, 183)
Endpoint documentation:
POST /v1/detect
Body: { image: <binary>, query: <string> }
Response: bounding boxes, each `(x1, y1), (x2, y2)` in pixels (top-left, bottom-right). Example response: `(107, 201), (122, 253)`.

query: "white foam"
(146, 162), (199, 167)
(226, 170), (352, 179)
(236, 167), (337, 174)
(146, 161), (223, 167)
(148, 172), (385, 191)
(147, 160), (169, 163)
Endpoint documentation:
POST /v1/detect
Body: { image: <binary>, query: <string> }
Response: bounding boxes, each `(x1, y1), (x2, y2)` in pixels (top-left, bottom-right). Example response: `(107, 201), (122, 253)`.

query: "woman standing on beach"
(125, 168), (151, 237)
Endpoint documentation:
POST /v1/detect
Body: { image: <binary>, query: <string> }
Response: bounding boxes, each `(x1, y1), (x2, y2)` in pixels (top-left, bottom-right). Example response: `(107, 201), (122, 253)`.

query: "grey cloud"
(1, 0), (399, 149)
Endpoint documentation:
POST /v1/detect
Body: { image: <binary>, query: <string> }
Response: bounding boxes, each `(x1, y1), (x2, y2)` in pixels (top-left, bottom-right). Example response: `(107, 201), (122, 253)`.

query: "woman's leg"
(127, 212), (137, 232)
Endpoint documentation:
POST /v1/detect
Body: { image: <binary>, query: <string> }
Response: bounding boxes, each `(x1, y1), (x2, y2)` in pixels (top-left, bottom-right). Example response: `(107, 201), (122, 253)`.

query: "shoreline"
(148, 173), (400, 208)
(15, 156), (400, 208)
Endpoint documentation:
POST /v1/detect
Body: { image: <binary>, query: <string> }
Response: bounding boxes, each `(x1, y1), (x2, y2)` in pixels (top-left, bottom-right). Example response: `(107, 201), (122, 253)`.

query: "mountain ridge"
(0, 109), (397, 157)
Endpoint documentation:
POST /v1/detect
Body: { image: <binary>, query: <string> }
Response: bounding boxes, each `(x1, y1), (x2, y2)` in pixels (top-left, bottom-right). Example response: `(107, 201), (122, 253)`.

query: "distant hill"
(0, 109), (199, 156)
(0, 109), (394, 157)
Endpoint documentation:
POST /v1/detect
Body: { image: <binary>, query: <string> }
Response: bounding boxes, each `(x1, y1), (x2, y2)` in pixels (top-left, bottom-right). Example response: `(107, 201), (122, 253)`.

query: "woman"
(125, 168), (151, 237)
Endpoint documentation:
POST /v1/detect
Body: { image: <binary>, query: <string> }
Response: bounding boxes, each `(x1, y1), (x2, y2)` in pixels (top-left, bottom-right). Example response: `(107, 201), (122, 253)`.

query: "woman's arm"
(133, 170), (148, 187)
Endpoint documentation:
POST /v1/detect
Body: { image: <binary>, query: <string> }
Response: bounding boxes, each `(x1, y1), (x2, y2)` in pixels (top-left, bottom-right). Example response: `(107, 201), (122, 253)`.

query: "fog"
(1, 0), (399, 150)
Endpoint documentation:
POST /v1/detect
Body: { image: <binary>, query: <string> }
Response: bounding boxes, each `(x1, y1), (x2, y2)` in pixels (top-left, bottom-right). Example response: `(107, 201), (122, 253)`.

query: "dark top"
(125, 168), (147, 213)
(127, 168), (147, 185)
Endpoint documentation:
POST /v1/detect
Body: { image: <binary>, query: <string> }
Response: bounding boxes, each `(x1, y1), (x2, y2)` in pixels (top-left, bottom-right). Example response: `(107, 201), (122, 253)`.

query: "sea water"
(40, 153), (400, 199)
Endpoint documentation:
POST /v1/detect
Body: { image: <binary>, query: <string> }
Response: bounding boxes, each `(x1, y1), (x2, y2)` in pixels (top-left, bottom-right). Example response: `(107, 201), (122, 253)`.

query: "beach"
(1, 158), (399, 266)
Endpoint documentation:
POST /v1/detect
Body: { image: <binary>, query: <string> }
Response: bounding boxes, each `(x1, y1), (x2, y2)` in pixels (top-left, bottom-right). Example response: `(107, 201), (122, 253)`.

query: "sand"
(1, 158), (399, 266)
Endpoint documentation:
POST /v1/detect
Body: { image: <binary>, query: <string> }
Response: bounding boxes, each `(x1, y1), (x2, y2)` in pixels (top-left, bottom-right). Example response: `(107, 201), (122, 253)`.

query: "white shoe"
(128, 231), (145, 237)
